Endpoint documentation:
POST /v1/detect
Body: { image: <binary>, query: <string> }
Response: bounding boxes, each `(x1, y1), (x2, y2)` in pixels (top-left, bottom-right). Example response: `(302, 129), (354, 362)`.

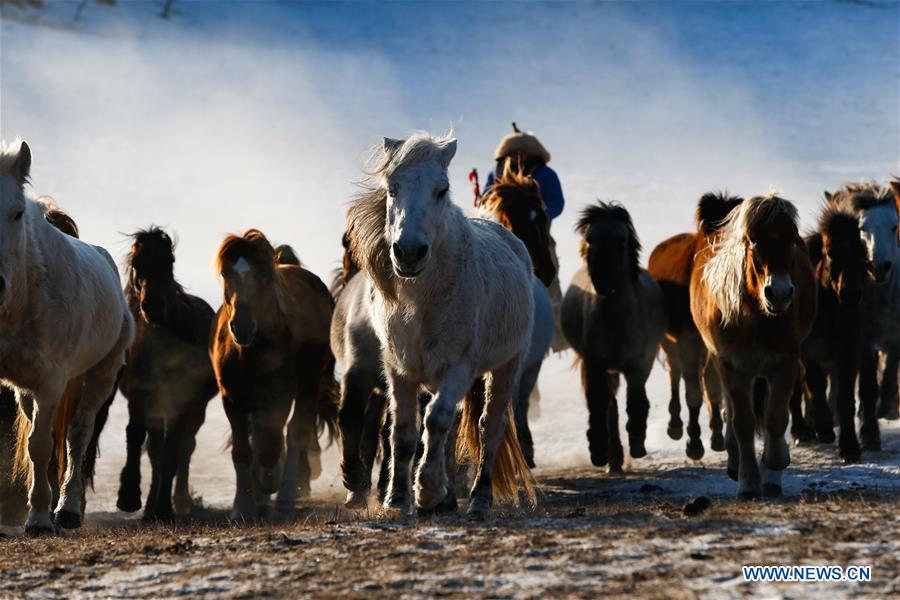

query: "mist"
(1, 0), (897, 508)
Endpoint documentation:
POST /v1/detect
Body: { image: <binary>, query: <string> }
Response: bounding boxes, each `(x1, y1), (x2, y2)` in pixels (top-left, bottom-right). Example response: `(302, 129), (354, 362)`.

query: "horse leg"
(623, 368), (650, 460)
(662, 337), (683, 441)
(416, 364), (472, 512)
(376, 396), (392, 504)
(702, 355), (726, 452)
(338, 368), (378, 507)
(0, 387), (28, 526)
(789, 378), (811, 444)
(717, 360), (760, 498)
(252, 397), (293, 504)
(142, 420), (164, 521)
(22, 382), (64, 535)
(515, 363), (541, 469)
(678, 344), (704, 461)
(834, 356), (863, 462)
(173, 397), (207, 516)
(383, 369), (418, 513)
(805, 361), (834, 443)
(858, 351), (882, 452)
(117, 393), (146, 513)
(223, 398), (256, 521)
(467, 357), (518, 518)
(54, 363), (119, 529)
(760, 361), (796, 498)
(878, 346), (900, 420)
(581, 354), (614, 468)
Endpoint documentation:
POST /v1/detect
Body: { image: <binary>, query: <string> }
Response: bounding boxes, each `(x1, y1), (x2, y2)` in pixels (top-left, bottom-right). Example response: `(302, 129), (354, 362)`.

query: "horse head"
(575, 201), (641, 298)
(814, 208), (870, 307)
(0, 140), (32, 306)
(826, 183), (898, 284)
(215, 229), (279, 346)
(128, 227), (177, 325)
(739, 194), (802, 317)
(480, 166), (556, 287)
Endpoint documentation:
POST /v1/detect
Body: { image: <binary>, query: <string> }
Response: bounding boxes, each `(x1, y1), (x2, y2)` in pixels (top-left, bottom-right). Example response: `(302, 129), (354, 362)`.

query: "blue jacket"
(485, 164), (565, 220)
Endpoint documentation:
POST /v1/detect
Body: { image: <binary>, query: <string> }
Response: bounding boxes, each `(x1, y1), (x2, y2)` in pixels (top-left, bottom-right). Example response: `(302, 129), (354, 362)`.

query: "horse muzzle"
(229, 319), (258, 347)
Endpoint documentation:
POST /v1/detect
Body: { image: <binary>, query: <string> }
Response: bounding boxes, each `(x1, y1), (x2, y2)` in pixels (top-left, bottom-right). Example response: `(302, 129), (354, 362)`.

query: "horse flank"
(702, 193), (799, 325)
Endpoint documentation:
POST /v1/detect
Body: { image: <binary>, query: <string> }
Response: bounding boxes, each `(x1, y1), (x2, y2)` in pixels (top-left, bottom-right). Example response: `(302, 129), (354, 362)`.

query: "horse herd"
(0, 133), (897, 535)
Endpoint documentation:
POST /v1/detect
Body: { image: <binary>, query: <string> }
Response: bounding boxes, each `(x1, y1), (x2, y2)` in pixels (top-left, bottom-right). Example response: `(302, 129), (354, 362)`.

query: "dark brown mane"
(216, 229), (278, 276)
(576, 201), (642, 279)
(695, 191), (743, 236)
(45, 207), (79, 238)
(480, 168), (545, 228)
(827, 181), (894, 213)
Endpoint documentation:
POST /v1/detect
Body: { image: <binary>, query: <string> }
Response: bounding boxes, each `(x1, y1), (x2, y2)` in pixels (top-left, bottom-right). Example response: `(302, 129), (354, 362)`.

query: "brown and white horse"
(691, 193), (816, 498)
(211, 229), (337, 520)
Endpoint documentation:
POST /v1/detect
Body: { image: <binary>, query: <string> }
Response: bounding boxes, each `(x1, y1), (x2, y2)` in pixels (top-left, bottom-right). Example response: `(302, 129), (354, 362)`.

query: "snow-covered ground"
(1, 0), (898, 514)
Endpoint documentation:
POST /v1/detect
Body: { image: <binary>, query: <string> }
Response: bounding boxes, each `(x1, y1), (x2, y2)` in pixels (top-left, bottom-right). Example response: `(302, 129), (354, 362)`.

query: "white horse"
(347, 132), (536, 517)
(826, 182), (900, 424)
(0, 140), (134, 534)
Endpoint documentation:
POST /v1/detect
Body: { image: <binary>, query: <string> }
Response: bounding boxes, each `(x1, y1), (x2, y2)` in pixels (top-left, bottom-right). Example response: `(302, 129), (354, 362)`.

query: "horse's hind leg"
(717, 360), (760, 499)
(338, 367), (379, 508)
(805, 361), (834, 444)
(515, 363), (541, 469)
(878, 346), (900, 420)
(416, 364), (472, 512)
(703, 356), (726, 451)
(662, 337), (683, 441)
(760, 361), (797, 497)
(383, 369), (419, 513)
(117, 392), (146, 513)
(677, 343), (705, 461)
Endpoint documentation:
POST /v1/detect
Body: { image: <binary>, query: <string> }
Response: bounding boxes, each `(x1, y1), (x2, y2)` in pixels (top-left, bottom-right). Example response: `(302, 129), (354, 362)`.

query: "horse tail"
(12, 400), (33, 488)
(456, 379), (537, 506)
(51, 378), (84, 487)
(315, 354), (340, 446)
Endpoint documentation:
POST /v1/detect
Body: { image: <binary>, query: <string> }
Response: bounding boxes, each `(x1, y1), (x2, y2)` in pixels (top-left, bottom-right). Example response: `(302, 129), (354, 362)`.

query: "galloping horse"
(691, 193), (816, 498)
(789, 206), (872, 461)
(477, 167), (556, 467)
(0, 141), (134, 533)
(211, 230), (338, 520)
(117, 227), (218, 520)
(826, 182), (900, 421)
(347, 132), (536, 517)
(562, 202), (666, 472)
(648, 192), (742, 460)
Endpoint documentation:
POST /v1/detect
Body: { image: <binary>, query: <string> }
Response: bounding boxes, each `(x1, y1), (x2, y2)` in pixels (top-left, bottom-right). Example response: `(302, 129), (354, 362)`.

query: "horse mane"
(216, 229), (278, 277)
(695, 191), (743, 236)
(575, 201), (642, 280)
(347, 131), (456, 302)
(702, 192), (799, 325)
(274, 244), (301, 266)
(827, 181), (894, 213)
(479, 164), (545, 227)
(329, 229), (360, 297)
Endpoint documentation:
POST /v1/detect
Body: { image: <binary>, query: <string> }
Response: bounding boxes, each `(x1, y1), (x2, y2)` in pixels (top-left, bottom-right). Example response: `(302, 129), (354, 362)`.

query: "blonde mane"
(702, 192), (798, 325)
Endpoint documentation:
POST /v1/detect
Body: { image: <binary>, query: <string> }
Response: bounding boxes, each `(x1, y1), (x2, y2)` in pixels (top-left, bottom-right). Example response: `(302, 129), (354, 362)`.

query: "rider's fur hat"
(494, 122), (550, 163)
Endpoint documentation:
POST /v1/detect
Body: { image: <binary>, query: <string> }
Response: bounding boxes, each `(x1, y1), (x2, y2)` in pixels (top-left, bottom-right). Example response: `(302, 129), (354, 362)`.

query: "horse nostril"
(764, 286), (774, 301)
(884, 261), (893, 273)
(391, 242), (404, 259)
(415, 244), (429, 260)
(785, 285), (794, 300)
(229, 321), (238, 335)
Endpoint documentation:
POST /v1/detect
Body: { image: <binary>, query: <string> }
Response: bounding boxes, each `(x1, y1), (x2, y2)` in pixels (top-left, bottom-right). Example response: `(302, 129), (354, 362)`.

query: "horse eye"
(11, 210), (23, 222)
(436, 187), (449, 200)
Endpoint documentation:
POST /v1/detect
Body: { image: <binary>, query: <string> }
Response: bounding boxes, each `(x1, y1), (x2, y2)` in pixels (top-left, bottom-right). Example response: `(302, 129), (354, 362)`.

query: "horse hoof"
(726, 465), (738, 482)
(792, 431), (812, 446)
(686, 439), (705, 461)
(667, 423), (683, 441)
(54, 510), (82, 530)
(815, 430), (836, 444)
(417, 493), (458, 516)
(710, 432), (726, 452)
(630, 443), (647, 459)
(116, 493), (142, 513)
(606, 462), (624, 475)
(762, 483), (782, 498)
(840, 453), (861, 464)
(589, 449), (609, 468)
(860, 431), (881, 452)
(25, 522), (55, 536)
(344, 490), (369, 509)
(738, 489), (760, 501)
(879, 406), (900, 421)
(466, 497), (491, 521)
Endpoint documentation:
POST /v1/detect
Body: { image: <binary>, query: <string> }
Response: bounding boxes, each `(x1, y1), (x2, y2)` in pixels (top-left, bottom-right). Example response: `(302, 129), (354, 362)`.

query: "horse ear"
(439, 138), (457, 168)
(13, 141), (31, 186)
(382, 137), (404, 157)
(888, 180), (900, 200)
(823, 190), (832, 202)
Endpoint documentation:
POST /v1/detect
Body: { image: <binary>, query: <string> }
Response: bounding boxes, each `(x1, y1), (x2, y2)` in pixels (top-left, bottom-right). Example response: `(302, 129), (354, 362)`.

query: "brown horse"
(789, 206), (873, 461)
(691, 193), (816, 498)
(211, 229), (337, 520)
(116, 227), (218, 520)
(648, 192), (742, 460)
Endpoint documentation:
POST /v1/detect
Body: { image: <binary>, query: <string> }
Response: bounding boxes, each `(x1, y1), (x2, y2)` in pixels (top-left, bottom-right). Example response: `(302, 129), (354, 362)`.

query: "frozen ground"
(1, 0), (899, 596)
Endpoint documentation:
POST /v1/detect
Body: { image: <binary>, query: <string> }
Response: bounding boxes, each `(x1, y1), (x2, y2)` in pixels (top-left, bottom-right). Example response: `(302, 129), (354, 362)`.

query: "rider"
(482, 123), (565, 220)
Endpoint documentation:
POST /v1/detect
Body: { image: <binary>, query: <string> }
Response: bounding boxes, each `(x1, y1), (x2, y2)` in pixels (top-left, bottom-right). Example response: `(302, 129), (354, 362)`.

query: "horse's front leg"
(581, 353), (615, 468)
(661, 337), (683, 441)
(23, 379), (65, 535)
(173, 396), (207, 516)
(623, 367), (650, 460)
(760, 360), (797, 497)
(383, 369), (418, 513)
(515, 363), (541, 469)
(338, 367), (378, 507)
(117, 393), (146, 513)
(789, 378), (811, 444)
(835, 355), (863, 462)
(717, 359), (760, 498)
(416, 364), (472, 513)
(223, 397), (255, 521)
(805, 361), (834, 443)
(0, 387), (28, 526)
(702, 355), (726, 451)
(878, 346), (900, 420)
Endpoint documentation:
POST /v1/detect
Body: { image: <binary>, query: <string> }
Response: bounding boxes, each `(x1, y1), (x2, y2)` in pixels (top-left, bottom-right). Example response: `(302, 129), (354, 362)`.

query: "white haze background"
(1, 0), (898, 511)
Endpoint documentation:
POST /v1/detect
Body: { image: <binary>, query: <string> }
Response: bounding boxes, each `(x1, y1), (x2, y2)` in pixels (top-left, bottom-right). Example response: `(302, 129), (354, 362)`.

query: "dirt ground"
(1, 464), (897, 599)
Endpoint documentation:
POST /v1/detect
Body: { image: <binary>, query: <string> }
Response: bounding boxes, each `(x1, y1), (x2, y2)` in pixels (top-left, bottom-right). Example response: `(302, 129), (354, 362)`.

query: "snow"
(0, 0), (897, 515)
